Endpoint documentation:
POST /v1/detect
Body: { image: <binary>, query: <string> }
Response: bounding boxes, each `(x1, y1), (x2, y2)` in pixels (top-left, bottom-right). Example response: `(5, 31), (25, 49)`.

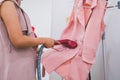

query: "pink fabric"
(41, 0), (107, 80)
(0, 0), (37, 80)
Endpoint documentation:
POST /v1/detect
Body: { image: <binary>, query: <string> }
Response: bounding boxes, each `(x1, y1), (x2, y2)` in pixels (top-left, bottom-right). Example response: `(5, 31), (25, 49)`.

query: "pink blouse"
(42, 0), (107, 80)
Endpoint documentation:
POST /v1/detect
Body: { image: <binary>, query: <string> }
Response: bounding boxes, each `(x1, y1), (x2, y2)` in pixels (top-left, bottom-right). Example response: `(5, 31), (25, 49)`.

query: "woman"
(0, 0), (55, 80)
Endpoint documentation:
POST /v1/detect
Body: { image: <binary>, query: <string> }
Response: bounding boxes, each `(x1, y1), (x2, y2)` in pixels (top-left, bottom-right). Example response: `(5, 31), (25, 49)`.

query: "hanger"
(107, 1), (120, 9)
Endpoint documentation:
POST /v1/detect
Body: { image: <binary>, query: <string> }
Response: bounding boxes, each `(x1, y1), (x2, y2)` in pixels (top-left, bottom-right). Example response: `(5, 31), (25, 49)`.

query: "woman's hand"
(42, 38), (55, 48)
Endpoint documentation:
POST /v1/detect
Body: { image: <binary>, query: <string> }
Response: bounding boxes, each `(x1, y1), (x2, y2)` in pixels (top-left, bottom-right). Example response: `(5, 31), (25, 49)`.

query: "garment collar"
(84, 0), (98, 8)
(75, 0), (98, 27)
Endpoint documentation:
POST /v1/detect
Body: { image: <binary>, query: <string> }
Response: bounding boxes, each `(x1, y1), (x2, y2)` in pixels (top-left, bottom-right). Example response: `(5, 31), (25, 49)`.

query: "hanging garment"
(0, 0), (37, 80)
(41, 0), (107, 80)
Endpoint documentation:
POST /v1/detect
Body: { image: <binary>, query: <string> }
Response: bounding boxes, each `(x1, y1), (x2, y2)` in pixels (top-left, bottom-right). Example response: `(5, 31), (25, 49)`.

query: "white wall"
(21, 0), (52, 37)
(51, 0), (73, 39)
(21, 0), (52, 80)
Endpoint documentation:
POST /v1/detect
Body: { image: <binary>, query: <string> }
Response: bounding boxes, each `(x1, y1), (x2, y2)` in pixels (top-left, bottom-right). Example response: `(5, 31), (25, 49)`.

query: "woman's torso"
(0, 0), (37, 80)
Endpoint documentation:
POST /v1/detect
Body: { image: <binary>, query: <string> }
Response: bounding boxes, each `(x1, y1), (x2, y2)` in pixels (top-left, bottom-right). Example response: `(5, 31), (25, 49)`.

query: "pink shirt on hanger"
(41, 0), (107, 80)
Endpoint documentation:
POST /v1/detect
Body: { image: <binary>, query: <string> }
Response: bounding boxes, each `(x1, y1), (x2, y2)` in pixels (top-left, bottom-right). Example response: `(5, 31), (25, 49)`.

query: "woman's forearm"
(12, 35), (45, 48)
